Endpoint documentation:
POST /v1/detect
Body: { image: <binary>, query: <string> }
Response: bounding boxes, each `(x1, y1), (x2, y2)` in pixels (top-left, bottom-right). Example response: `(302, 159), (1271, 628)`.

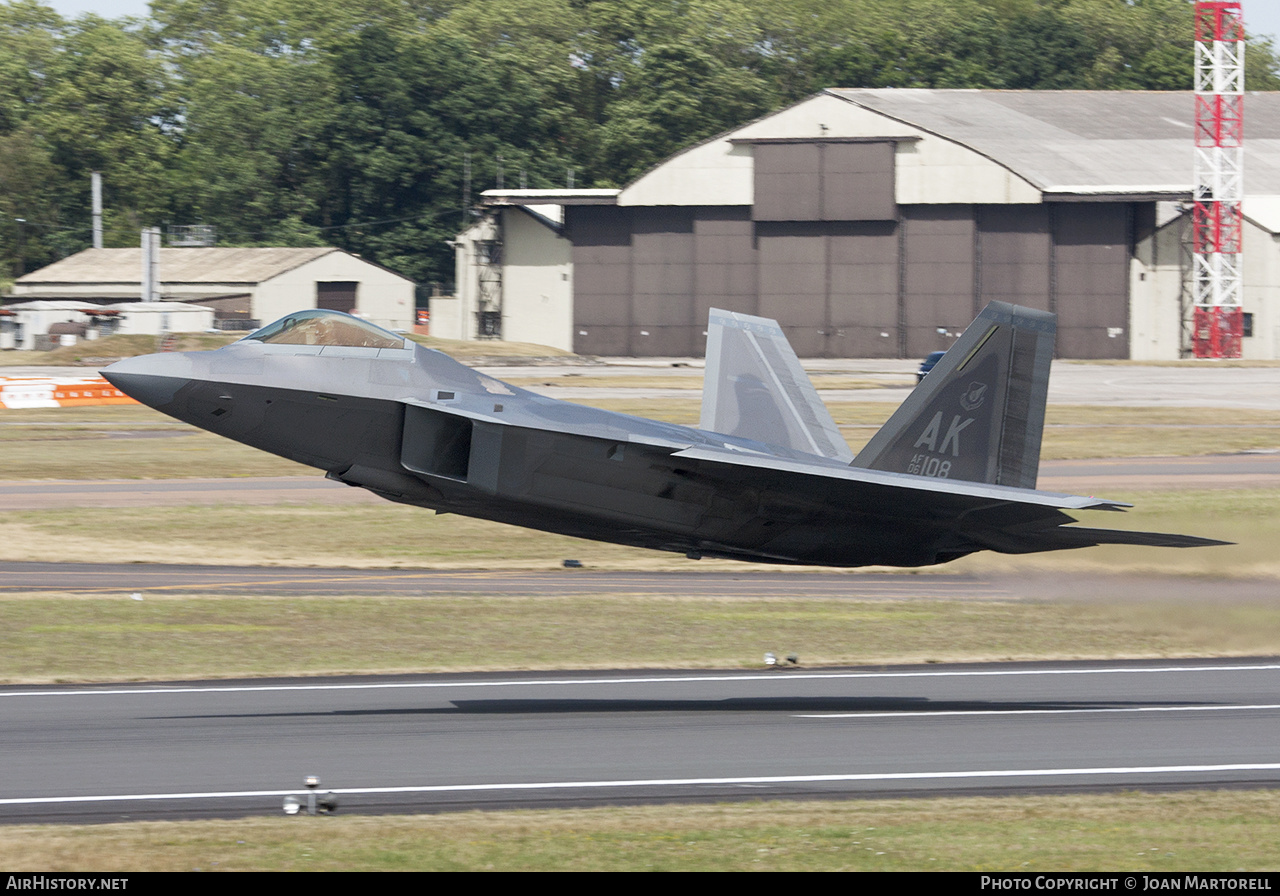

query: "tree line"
(1, 0), (1277, 290)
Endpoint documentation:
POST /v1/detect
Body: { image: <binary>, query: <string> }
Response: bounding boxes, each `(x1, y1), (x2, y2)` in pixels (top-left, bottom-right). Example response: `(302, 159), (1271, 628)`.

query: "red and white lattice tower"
(1192, 1), (1245, 359)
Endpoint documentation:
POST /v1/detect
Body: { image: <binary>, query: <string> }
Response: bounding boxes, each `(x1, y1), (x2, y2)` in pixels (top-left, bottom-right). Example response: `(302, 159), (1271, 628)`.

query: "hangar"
(10, 246), (415, 333)
(451, 89), (1280, 360)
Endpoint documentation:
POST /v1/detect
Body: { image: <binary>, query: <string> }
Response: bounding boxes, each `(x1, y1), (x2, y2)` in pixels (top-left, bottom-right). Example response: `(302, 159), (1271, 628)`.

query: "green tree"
(599, 41), (773, 182)
(0, 0), (62, 134)
(34, 15), (176, 245)
(320, 24), (573, 282)
(6, 0), (1280, 289)
(0, 128), (64, 277)
(170, 43), (335, 244)
(0, 2), (65, 276)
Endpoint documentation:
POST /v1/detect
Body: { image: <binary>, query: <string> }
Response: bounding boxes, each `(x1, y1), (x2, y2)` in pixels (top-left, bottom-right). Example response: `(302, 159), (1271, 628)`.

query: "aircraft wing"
(673, 445), (1125, 511)
(670, 445), (1227, 554)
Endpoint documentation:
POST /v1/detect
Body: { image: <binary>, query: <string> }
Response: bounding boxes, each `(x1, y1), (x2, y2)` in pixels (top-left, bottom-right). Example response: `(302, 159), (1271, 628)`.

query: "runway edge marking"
(3, 663), (1280, 698)
(6, 763), (1280, 806)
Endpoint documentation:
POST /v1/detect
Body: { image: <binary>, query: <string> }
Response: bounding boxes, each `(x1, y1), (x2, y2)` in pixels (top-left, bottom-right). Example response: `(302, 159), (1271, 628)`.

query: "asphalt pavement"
(3, 659), (1277, 821)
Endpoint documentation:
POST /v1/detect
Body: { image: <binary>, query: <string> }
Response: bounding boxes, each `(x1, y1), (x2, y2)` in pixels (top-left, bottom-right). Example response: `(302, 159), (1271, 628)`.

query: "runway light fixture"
(283, 774), (339, 816)
(764, 652), (777, 666)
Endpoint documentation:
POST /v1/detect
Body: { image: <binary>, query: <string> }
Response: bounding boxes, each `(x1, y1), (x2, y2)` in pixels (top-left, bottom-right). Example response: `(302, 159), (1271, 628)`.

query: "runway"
(1, 440), (1275, 821)
(3, 660), (1278, 822)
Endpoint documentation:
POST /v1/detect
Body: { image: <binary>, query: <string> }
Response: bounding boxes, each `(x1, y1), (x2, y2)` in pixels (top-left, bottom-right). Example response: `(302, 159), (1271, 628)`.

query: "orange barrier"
(0, 376), (139, 409)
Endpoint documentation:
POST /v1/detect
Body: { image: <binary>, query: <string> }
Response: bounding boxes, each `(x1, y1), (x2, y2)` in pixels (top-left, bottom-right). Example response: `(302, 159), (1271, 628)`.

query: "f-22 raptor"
(103, 301), (1222, 567)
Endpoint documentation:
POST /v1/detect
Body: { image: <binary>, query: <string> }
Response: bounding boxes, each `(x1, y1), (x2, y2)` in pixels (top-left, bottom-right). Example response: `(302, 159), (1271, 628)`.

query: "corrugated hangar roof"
(16, 247), (341, 284)
(825, 89), (1280, 197)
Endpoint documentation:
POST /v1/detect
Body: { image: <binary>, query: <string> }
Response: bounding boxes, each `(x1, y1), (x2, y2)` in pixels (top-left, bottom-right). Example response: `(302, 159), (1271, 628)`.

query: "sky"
(35, 0), (1280, 54)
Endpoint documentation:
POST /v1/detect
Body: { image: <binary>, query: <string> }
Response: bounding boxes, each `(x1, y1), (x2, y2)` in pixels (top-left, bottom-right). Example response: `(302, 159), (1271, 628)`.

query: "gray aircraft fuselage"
(103, 308), (1221, 567)
(105, 334), (893, 565)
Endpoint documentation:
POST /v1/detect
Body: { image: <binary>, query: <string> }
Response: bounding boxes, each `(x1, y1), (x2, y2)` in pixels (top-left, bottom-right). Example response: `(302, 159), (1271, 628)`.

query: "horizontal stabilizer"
(1009, 526), (1233, 551)
(700, 309), (852, 462)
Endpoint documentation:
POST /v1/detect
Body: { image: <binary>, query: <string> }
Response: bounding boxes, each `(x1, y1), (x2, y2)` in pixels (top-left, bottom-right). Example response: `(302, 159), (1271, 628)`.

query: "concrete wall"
(257, 254), (414, 331)
(451, 211), (573, 350)
(1129, 206), (1187, 360)
(498, 208), (573, 351)
(108, 303), (214, 335)
(14, 282), (142, 302)
(1132, 210), (1280, 360)
(1242, 216), (1280, 360)
(429, 294), (465, 342)
(619, 93), (1042, 209)
(895, 131), (1042, 206)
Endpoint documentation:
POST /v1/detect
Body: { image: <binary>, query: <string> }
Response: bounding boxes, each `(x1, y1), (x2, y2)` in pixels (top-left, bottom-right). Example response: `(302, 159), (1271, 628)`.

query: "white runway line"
(6, 763), (1280, 807)
(3, 663), (1278, 699)
(797, 703), (1280, 719)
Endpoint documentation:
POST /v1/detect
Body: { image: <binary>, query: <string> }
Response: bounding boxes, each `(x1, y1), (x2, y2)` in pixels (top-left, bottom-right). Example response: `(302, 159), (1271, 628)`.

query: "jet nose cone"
(101, 353), (193, 411)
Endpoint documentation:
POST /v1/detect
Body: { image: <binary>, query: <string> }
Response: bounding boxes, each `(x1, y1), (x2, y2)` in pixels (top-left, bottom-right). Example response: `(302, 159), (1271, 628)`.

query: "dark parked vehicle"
(917, 350), (946, 384)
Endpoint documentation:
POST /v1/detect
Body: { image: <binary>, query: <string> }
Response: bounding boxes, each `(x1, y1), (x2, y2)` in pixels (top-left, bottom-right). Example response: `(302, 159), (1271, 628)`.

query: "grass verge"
(0, 427), (310, 479)
(0, 488), (1271, 575)
(3, 791), (1279, 871)
(1, 403), (1277, 479)
(3, 590), (1279, 683)
(1, 419), (1271, 479)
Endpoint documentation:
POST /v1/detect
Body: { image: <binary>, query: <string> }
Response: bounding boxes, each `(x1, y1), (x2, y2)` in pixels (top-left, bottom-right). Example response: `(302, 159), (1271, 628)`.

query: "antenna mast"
(1192, 1), (1245, 359)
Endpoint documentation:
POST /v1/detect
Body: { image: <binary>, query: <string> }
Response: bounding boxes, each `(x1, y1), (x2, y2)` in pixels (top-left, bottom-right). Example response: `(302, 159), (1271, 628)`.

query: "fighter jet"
(102, 302), (1223, 567)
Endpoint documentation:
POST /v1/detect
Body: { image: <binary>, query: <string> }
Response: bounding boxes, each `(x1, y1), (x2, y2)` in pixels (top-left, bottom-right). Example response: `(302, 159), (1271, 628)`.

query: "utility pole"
(140, 227), (161, 302)
(91, 172), (103, 250)
(462, 152), (471, 232)
(13, 218), (25, 277)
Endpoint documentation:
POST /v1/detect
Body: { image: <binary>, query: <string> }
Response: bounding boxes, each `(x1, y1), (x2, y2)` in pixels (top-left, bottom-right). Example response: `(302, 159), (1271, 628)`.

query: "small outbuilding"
(1, 300), (101, 351)
(10, 247), (415, 333)
(0, 299), (217, 349)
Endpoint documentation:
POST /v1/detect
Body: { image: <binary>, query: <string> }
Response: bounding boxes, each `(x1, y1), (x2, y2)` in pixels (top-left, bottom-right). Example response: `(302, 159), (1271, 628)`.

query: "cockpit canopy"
(242, 309), (406, 350)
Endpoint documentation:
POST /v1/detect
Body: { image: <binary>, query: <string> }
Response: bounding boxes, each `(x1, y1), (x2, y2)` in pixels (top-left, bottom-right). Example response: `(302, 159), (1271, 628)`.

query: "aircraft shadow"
(167, 696), (1217, 720)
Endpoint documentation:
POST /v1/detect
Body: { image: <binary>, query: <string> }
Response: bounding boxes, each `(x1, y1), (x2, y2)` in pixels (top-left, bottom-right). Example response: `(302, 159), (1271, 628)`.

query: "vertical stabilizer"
(701, 309), (853, 462)
(853, 302), (1055, 489)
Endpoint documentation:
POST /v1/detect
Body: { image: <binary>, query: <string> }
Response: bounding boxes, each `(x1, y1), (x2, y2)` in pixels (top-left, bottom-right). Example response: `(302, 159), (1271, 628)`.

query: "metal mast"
(1192, 1), (1245, 359)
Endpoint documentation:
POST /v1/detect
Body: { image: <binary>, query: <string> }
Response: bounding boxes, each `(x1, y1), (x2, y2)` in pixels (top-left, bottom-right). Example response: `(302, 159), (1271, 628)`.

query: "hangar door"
(317, 281), (358, 314)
